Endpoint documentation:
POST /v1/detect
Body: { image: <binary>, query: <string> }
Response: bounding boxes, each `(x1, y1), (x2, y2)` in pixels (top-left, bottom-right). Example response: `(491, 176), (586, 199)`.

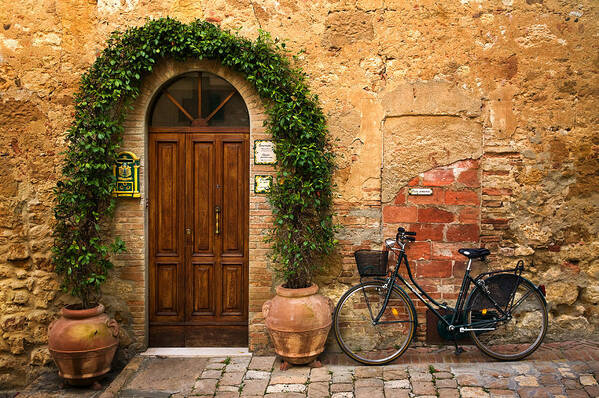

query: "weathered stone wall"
(0, 0), (597, 388)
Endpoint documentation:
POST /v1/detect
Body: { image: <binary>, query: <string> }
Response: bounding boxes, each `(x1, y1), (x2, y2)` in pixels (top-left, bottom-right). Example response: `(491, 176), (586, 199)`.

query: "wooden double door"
(148, 131), (249, 346)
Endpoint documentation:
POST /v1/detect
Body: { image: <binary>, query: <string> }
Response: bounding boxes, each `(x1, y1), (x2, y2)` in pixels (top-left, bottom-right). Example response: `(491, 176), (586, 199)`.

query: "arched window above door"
(150, 72), (250, 128)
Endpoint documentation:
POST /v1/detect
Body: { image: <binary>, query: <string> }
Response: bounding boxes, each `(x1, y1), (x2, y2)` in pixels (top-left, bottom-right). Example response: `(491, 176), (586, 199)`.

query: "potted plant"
(50, 113), (126, 386)
(262, 138), (337, 369)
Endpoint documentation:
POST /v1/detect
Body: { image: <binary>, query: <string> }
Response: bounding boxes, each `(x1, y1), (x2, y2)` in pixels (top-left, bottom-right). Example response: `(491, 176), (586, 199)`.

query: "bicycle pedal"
(454, 347), (464, 355)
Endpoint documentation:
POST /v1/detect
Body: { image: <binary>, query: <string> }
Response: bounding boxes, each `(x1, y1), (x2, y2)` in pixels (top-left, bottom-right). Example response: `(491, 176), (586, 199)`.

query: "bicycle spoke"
(334, 282), (415, 365)
(377, 320), (413, 324)
(467, 279), (547, 360)
(362, 284), (376, 322)
(510, 289), (534, 312)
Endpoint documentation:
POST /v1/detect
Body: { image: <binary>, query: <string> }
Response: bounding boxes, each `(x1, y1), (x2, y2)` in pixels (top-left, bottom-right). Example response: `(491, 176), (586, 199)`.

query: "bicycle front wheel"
(466, 278), (548, 360)
(333, 281), (416, 365)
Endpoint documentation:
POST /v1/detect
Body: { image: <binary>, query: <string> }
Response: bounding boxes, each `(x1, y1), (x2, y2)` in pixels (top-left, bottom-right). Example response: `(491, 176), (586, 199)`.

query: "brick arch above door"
(108, 59), (275, 350)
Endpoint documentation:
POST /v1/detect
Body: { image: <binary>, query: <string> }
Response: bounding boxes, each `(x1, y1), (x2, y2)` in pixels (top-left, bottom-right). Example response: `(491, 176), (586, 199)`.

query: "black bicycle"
(333, 227), (548, 365)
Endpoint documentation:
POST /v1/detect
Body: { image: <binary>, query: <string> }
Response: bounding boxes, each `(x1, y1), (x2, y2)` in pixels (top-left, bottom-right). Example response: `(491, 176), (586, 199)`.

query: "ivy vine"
(53, 17), (336, 307)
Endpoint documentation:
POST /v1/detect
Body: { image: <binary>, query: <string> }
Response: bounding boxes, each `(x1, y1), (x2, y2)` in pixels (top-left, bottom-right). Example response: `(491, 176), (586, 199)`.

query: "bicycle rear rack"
(474, 259), (525, 282)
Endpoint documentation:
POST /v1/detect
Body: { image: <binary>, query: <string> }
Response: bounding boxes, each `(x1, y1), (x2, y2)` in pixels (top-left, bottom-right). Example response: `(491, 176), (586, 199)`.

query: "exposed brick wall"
(479, 150), (522, 258)
(382, 159), (481, 342)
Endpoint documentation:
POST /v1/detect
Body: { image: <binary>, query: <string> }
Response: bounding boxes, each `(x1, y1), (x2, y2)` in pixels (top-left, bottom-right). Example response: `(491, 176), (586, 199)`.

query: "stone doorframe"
(110, 59), (274, 351)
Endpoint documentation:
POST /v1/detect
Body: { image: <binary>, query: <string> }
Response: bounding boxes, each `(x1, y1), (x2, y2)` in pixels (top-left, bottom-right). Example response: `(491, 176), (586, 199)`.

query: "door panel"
(191, 140), (215, 255)
(156, 142), (180, 256)
(149, 131), (248, 346)
(187, 135), (219, 324)
(222, 264), (244, 315)
(191, 263), (215, 316)
(222, 141), (245, 256)
(155, 263), (179, 315)
(149, 134), (185, 324)
(187, 134), (248, 325)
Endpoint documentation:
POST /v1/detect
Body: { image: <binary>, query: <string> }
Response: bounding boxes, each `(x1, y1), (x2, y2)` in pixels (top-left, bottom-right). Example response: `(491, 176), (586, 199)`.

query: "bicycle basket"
(354, 250), (389, 277)
(470, 274), (521, 310)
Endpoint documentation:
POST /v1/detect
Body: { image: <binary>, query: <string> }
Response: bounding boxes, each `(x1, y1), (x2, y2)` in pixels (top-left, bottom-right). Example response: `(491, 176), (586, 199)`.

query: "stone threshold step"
(141, 347), (251, 357)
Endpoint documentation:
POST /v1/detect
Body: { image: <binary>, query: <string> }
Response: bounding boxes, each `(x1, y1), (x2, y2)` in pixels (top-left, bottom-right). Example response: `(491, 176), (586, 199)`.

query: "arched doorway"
(147, 72), (250, 347)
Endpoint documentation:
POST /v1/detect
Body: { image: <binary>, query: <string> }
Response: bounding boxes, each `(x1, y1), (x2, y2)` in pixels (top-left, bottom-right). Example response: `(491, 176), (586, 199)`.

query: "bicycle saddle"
(458, 248), (490, 259)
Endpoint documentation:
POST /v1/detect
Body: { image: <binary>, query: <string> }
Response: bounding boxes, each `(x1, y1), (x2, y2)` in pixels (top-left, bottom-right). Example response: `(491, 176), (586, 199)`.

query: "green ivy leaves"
(53, 18), (336, 306)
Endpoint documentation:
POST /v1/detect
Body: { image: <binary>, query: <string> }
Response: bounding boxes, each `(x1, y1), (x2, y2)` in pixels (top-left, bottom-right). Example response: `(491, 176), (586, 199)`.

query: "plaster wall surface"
(0, 0), (597, 387)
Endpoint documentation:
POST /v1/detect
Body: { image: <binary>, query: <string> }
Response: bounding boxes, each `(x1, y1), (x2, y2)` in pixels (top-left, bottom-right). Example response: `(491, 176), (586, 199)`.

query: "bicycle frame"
(373, 247), (521, 333)
(335, 234), (548, 364)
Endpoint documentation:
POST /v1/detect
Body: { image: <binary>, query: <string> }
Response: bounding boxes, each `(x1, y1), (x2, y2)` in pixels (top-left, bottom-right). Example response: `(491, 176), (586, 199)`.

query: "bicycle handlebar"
(395, 227), (417, 243)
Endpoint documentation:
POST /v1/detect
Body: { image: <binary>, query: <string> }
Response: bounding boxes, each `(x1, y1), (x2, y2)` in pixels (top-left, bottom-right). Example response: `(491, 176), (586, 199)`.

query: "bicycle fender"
(498, 274), (548, 307)
(521, 276), (547, 306)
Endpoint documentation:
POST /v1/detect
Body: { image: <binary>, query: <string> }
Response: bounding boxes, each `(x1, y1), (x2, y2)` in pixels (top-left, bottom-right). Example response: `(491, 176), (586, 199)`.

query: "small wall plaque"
(113, 151), (140, 198)
(254, 140), (276, 165)
(254, 175), (273, 194)
(409, 188), (433, 196)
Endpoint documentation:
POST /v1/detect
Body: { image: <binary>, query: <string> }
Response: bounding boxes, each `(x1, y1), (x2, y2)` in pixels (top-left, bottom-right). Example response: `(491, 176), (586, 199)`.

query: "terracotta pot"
(262, 284), (333, 364)
(48, 304), (119, 385)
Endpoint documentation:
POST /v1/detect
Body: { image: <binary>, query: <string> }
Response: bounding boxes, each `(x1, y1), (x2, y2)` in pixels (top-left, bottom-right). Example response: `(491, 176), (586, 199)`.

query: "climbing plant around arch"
(53, 18), (336, 307)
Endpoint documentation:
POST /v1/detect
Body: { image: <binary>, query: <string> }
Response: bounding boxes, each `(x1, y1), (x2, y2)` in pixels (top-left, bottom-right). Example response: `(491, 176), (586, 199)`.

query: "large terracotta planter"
(262, 284), (332, 365)
(48, 304), (119, 385)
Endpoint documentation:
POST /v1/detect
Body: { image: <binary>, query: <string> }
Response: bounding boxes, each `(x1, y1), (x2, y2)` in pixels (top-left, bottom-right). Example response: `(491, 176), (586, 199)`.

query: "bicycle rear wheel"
(466, 277), (548, 360)
(333, 281), (415, 365)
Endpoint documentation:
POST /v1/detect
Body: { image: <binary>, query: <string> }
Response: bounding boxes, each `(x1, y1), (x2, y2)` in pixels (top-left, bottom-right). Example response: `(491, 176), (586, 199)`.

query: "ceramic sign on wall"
(254, 140), (276, 165)
(254, 175), (273, 194)
(408, 188), (433, 196)
(113, 151), (141, 198)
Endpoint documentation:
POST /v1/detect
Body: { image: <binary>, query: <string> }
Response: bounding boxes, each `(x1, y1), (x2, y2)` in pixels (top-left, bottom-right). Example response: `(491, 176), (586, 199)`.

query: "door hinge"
(145, 198), (149, 209)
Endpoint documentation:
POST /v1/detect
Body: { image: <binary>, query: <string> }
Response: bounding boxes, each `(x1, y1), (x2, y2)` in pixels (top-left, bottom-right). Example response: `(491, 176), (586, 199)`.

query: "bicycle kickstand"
(452, 334), (464, 355)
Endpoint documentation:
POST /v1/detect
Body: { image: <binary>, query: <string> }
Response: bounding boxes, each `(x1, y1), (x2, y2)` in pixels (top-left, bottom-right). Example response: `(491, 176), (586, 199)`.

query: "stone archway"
(109, 59), (273, 349)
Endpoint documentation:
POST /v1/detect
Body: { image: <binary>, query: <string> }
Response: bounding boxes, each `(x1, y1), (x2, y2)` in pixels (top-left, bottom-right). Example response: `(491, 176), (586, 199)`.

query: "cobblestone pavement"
(176, 355), (599, 398)
(10, 341), (599, 398)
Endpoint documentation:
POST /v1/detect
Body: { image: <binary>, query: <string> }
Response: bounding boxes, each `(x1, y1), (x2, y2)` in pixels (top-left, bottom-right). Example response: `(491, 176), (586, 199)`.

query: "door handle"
(215, 206), (221, 235)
